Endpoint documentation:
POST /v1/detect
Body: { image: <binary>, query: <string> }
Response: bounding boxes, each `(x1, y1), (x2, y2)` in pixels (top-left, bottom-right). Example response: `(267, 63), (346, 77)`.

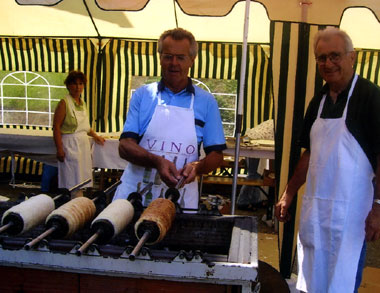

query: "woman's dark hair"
(64, 70), (87, 87)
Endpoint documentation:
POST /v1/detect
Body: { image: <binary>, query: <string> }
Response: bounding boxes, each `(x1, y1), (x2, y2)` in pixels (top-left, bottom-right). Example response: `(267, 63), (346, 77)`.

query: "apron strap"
(342, 74), (358, 119)
(65, 94), (76, 118)
(157, 90), (163, 105)
(317, 74), (358, 119)
(189, 93), (194, 110)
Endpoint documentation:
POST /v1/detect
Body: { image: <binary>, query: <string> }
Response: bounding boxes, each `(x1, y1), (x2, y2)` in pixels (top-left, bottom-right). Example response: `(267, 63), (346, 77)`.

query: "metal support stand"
(10, 151), (15, 188)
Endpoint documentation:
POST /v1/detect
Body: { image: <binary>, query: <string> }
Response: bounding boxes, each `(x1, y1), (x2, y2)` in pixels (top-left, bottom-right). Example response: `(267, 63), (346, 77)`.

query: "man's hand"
(275, 193), (293, 222)
(274, 150), (310, 223)
(365, 204), (380, 241)
(177, 162), (198, 187)
(155, 156), (181, 187)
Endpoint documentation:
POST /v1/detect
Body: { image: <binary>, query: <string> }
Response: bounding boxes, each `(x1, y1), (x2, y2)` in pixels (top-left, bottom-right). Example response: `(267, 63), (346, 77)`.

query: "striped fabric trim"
(0, 37), (98, 128)
(100, 40), (273, 133)
(0, 37), (98, 176)
(0, 125), (50, 131)
(0, 156), (43, 176)
(244, 44), (273, 131)
(355, 49), (380, 86)
(97, 40), (160, 132)
(0, 37), (273, 133)
(272, 21), (329, 278)
(0, 37), (273, 175)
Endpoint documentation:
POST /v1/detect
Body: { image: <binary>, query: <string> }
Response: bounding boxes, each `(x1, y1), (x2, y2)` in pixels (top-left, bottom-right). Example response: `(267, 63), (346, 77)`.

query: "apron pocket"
(299, 196), (347, 250)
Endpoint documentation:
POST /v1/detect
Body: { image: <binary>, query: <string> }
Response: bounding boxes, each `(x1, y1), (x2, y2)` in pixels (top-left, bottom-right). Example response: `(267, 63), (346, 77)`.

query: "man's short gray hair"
(158, 28), (198, 58)
(313, 27), (354, 54)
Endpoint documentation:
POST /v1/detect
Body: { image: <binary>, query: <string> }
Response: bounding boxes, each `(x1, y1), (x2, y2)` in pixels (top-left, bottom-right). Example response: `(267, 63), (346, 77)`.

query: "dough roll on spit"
(135, 198), (176, 245)
(91, 199), (135, 242)
(46, 197), (96, 238)
(76, 197), (139, 256)
(1, 194), (55, 235)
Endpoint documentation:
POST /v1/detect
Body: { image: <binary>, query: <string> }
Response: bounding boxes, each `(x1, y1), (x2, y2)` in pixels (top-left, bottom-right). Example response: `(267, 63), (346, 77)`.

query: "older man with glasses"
(275, 27), (380, 292)
(113, 28), (226, 212)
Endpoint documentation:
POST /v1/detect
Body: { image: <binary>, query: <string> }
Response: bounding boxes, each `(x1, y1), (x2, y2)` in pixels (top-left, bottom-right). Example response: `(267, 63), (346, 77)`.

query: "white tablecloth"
(91, 138), (127, 170)
(0, 128), (127, 170)
(0, 128), (275, 170)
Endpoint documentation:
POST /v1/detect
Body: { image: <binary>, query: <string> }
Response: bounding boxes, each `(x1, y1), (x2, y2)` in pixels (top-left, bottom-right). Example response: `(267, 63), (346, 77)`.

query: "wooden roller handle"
(24, 226), (56, 250)
(76, 229), (101, 256)
(0, 222), (13, 234)
(129, 230), (150, 261)
(53, 178), (92, 201)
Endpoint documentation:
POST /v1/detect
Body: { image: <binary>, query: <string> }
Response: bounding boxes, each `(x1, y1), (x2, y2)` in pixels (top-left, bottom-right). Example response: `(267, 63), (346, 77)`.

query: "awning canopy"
(4, 1), (380, 46)
(5, 0), (269, 43)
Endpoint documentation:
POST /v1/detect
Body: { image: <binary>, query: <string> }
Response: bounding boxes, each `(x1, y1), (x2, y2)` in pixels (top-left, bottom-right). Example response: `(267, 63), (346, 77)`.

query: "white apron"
(58, 95), (92, 189)
(297, 74), (374, 292)
(114, 91), (199, 211)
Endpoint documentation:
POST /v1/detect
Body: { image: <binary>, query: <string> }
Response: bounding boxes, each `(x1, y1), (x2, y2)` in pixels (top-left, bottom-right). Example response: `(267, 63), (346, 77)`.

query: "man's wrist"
(151, 154), (164, 169)
(190, 161), (200, 175)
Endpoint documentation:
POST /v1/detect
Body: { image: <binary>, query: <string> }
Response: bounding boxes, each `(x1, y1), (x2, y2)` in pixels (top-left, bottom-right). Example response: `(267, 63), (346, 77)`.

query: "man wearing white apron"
(275, 28), (380, 292)
(114, 28), (226, 211)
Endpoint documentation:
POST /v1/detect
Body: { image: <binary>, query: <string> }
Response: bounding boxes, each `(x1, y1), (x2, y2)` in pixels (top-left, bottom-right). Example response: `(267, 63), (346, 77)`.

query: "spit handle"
(76, 228), (102, 256)
(53, 178), (92, 201)
(24, 226), (57, 250)
(129, 230), (150, 261)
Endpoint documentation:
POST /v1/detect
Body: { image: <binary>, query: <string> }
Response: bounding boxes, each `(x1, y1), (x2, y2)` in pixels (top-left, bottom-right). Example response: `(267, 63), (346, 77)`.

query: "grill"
(0, 196), (259, 292)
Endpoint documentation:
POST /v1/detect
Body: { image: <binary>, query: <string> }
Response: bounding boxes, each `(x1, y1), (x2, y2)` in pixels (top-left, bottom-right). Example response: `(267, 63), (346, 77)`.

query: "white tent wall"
(2, 0), (380, 279)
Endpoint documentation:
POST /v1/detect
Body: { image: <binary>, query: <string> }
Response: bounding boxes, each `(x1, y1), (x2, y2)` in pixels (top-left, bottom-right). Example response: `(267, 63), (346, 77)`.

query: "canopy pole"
(172, 0), (179, 28)
(82, 0), (101, 37)
(231, 0), (250, 215)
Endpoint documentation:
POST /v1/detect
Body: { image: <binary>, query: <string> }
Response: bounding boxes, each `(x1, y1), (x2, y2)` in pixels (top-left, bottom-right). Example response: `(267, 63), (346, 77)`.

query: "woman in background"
(53, 70), (104, 197)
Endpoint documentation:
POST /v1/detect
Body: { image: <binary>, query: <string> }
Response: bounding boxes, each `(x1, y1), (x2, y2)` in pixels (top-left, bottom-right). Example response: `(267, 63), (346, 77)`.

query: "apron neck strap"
(317, 74), (358, 119)
(342, 74), (358, 118)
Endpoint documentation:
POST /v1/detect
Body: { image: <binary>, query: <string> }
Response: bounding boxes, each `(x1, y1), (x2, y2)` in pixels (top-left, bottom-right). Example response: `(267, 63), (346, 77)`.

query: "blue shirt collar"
(158, 77), (195, 94)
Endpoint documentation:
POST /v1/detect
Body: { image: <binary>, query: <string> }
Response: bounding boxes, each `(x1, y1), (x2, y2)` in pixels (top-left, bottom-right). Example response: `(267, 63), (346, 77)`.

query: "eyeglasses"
(161, 53), (189, 62)
(315, 52), (348, 64)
